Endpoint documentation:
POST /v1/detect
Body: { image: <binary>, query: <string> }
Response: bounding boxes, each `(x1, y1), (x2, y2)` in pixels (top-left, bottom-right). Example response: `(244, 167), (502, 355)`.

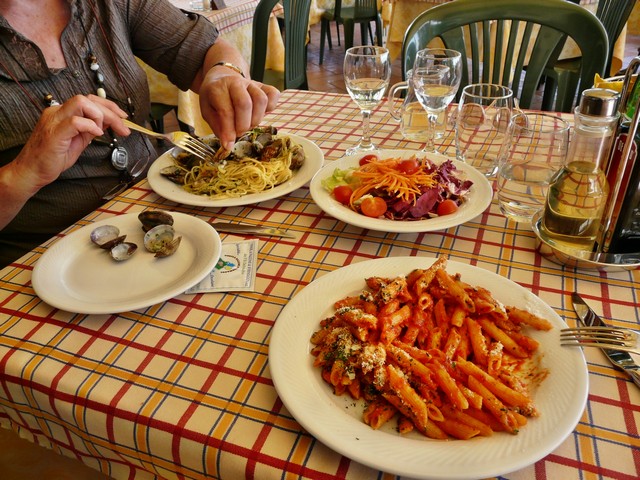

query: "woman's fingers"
(199, 77), (280, 150)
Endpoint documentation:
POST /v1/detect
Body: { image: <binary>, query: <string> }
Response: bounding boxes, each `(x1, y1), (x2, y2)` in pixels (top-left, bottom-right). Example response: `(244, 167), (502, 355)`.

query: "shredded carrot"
(349, 157), (437, 210)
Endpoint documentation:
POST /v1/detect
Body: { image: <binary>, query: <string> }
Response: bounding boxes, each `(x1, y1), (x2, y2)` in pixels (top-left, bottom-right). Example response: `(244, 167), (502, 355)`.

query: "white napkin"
(185, 239), (258, 293)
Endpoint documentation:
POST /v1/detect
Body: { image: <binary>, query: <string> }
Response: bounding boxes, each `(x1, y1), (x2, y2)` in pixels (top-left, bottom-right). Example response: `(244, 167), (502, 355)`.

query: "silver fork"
(123, 119), (217, 161)
(560, 326), (640, 354)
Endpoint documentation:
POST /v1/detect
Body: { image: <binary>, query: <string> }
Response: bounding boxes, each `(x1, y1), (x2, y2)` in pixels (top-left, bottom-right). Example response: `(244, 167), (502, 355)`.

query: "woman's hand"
(13, 95), (129, 191)
(0, 95), (129, 229)
(198, 73), (280, 150)
(192, 38), (280, 150)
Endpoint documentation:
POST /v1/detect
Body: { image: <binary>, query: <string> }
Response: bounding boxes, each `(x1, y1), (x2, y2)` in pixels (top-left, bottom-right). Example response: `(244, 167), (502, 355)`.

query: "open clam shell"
(90, 225), (126, 250)
(109, 242), (138, 261)
(143, 224), (182, 257)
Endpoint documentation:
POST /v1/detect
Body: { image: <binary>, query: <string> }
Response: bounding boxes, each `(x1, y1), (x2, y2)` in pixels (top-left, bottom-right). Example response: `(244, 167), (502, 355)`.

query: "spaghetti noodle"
(162, 131), (305, 199)
(183, 155), (294, 198)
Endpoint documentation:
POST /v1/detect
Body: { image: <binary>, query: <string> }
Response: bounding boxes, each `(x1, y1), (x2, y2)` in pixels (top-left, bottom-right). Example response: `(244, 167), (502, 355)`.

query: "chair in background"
(401, 0), (608, 112)
(541, 0), (637, 111)
(319, 0), (383, 65)
(251, 0), (312, 90)
(594, 0), (636, 75)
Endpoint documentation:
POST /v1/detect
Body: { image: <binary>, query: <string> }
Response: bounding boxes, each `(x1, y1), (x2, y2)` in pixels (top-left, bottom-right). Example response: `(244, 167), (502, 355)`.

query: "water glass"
(387, 69), (447, 146)
(343, 46), (391, 155)
(497, 113), (570, 223)
(456, 84), (514, 177)
(412, 48), (462, 153)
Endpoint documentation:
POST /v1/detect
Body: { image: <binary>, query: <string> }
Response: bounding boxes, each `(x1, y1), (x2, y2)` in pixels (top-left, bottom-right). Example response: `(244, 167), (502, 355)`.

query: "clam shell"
(138, 210), (174, 232)
(143, 224), (181, 257)
(90, 225), (126, 249)
(109, 242), (138, 261)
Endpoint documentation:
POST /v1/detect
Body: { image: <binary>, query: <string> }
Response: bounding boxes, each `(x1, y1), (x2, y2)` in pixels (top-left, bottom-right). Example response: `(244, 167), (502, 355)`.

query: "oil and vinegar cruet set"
(537, 57), (640, 265)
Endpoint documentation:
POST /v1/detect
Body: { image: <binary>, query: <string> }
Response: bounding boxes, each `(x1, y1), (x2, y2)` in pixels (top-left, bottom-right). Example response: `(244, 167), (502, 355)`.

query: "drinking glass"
(456, 83), (514, 177)
(411, 48), (462, 153)
(343, 46), (391, 155)
(497, 113), (570, 223)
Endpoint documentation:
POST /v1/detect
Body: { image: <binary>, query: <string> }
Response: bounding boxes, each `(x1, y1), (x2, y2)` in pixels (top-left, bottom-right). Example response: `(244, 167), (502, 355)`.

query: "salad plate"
(269, 256), (589, 479)
(147, 133), (324, 207)
(309, 150), (492, 233)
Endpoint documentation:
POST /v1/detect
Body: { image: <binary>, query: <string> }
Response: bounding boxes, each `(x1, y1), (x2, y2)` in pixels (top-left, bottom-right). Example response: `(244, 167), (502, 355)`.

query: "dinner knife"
(210, 222), (295, 238)
(571, 292), (640, 388)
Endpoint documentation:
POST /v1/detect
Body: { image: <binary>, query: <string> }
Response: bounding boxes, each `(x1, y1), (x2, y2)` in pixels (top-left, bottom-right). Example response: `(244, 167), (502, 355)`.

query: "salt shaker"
(540, 89), (620, 250)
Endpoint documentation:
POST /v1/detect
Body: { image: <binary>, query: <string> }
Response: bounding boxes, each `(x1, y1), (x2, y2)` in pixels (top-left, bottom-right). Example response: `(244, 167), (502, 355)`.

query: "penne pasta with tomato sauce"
(309, 257), (551, 440)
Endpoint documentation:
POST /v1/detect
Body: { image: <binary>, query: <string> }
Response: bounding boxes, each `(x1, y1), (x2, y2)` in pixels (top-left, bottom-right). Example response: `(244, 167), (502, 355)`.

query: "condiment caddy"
(531, 60), (640, 270)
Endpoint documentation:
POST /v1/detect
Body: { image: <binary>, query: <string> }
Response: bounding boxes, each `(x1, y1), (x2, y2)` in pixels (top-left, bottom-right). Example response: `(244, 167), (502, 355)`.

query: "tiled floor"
(2, 20), (639, 480)
(0, 428), (111, 480)
(306, 18), (403, 93)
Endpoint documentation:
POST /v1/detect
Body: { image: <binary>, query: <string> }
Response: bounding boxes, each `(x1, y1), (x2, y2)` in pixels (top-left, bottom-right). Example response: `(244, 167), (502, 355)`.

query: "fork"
(560, 326), (640, 354)
(123, 119), (217, 161)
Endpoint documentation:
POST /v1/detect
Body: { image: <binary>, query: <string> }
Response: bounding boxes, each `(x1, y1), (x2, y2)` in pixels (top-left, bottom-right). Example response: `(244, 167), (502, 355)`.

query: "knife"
(210, 222), (295, 238)
(572, 292), (640, 388)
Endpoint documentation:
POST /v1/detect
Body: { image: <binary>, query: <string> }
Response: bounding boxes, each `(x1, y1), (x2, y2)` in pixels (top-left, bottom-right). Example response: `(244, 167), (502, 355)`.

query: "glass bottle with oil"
(541, 89), (619, 250)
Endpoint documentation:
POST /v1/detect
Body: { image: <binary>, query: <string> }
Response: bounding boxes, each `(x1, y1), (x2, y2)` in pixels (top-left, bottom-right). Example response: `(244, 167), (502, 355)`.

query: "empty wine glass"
(343, 46), (391, 156)
(411, 48), (462, 153)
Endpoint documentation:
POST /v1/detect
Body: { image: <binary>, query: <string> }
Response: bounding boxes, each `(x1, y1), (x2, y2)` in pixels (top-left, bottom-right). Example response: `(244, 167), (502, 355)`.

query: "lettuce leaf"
(321, 167), (357, 192)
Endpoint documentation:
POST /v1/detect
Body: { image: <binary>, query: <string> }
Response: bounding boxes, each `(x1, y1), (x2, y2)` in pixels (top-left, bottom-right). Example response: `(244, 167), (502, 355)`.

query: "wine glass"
(343, 46), (391, 156)
(411, 48), (462, 153)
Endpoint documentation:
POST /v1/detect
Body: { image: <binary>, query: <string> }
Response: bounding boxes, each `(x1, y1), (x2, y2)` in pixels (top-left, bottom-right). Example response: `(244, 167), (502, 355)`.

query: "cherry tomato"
(397, 159), (420, 175)
(359, 154), (378, 166)
(360, 197), (388, 218)
(333, 185), (353, 205)
(436, 199), (459, 216)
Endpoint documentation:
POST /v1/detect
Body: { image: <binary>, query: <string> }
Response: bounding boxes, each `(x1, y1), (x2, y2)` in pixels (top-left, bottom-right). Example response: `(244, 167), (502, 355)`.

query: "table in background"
(141, 0), (285, 135)
(386, 0), (627, 76)
(0, 90), (638, 480)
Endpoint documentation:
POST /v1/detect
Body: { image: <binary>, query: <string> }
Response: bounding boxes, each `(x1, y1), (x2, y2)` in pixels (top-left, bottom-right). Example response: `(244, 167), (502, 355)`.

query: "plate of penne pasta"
(269, 256), (589, 479)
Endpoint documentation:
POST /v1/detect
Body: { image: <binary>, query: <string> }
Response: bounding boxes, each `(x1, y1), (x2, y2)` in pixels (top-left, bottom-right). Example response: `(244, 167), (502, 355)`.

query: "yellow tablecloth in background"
(140, 0), (285, 135)
(387, 0), (627, 76)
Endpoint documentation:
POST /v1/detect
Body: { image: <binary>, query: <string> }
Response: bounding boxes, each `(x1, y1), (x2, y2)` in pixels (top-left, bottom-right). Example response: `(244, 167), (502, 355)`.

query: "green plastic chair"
(251, 0), (312, 90)
(401, 0), (608, 112)
(319, 0), (383, 65)
(541, 0), (637, 111)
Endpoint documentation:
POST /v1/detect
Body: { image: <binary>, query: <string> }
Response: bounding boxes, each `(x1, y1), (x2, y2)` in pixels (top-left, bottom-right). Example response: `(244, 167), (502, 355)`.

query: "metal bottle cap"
(578, 88), (620, 117)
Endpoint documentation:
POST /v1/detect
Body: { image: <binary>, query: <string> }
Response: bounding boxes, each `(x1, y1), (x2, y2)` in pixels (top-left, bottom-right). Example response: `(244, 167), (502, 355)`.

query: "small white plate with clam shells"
(32, 211), (221, 314)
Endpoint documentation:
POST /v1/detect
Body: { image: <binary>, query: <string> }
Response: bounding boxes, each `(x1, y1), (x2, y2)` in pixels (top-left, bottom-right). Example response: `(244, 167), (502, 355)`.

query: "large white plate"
(32, 212), (222, 314)
(309, 150), (493, 233)
(269, 256), (589, 480)
(147, 133), (324, 207)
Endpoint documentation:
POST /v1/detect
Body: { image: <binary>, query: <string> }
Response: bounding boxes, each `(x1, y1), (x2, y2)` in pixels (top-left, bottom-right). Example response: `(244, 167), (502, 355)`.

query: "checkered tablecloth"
(0, 90), (638, 480)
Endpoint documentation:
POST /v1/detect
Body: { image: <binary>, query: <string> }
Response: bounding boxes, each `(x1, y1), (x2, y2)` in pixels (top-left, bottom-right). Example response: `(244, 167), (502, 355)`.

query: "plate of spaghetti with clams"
(148, 126), (324, 207)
